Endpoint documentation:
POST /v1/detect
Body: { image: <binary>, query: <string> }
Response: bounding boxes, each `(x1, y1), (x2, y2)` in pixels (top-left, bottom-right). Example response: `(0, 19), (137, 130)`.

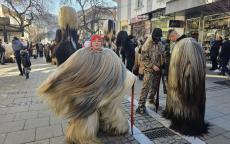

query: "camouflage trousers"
(138, 71), (161, 107)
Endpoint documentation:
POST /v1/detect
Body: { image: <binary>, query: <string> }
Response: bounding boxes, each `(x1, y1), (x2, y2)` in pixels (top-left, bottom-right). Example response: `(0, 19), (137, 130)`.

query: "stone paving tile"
(36, 125), (63, 140)
(29, 103), (49, 111)
(38, 111), (52, 118)
(0, 134), (6, 144)
(122, 101), (189, 144)
(4, 129), (35, 144)
(99, 133), (140, 144)
(224, 132), (230, 139)
(24, 117), (49, 129)
(0, 114), (15, 124)
(209, 117), (230, 131)
(14, 97), (32, 103)
(15, 111), (38, 121)
(0, 109), (7, 115)
(206, 135), (230, 144)
(50, 116), (63, 125)
(50, 136), (66, 144)
(26, 139), (50, 144)
(0, 120), (25, 134)
(61, 121), (68, 135)
(6, 105), (29, 114)
(199, 125), (227, 141)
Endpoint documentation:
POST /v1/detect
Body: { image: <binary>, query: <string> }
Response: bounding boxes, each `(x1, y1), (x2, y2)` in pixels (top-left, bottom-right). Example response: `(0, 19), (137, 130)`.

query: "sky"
(48, 0), (117, 15)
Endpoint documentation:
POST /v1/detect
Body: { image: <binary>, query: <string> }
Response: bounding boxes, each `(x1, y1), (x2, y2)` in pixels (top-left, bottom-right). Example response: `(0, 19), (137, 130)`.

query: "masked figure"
(163, 38), (208, 136)
(37, 23), (136, 143)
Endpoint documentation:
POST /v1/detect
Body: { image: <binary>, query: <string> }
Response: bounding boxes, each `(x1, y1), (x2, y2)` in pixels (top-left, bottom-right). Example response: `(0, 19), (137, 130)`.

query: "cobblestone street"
(0, 58), (230, 144)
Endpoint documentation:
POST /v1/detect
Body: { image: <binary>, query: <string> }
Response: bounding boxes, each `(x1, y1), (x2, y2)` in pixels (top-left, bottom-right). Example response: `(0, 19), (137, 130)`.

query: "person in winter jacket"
(12, 37), (24, 75)
(219, 37), (230, 75)
(136, 28), (164, 114)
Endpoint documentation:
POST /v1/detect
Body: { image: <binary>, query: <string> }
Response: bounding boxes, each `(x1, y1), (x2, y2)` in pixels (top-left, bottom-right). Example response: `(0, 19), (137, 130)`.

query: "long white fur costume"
(163, 38), (208, 135)
(38, 47), (136, 143)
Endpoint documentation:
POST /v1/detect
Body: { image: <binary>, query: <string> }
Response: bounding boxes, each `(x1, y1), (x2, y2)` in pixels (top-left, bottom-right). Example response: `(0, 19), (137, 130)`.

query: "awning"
(166, 0), (230, 15)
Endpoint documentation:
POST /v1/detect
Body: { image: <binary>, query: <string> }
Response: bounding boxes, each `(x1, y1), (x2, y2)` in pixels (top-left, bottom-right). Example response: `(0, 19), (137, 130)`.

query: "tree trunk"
(21, 28), (24, 37)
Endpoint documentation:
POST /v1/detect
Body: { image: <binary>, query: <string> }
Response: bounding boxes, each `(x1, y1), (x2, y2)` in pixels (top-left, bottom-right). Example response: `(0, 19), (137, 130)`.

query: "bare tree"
(61, 0), (116, 33)
(4, 0), (47, 36)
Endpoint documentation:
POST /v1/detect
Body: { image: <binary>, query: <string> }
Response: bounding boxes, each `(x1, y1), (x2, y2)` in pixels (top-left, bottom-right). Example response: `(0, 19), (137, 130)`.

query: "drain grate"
(214, 80), (230, 87)
(143, 127), (176, 140)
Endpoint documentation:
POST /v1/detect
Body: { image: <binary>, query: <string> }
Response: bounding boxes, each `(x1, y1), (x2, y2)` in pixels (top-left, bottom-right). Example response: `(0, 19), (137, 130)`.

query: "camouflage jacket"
(141, 36), (164, 73)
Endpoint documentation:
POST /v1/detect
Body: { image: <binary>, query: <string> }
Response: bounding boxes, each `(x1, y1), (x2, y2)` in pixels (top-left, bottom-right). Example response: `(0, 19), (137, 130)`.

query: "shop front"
(130, 16), (149, 39)
(185, 12), (230, 60)
(185, 17), (200, 41)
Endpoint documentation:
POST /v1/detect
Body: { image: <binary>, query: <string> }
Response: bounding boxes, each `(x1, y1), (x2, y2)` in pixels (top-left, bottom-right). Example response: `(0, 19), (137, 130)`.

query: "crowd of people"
(1, 5), (230, 143)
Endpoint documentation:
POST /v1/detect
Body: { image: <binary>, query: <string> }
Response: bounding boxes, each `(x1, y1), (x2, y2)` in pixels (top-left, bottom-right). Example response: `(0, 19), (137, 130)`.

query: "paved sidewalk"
(0, 58), (189, 144)
(0, 58), (230, 144)
(133, 66), (230, 144)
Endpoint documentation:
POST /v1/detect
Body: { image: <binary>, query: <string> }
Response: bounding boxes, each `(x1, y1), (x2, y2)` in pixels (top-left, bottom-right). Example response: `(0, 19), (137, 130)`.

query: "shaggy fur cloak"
(56, 6), (78, 66)
(37, 47), (136, 143)
(163, 38), (208, 136)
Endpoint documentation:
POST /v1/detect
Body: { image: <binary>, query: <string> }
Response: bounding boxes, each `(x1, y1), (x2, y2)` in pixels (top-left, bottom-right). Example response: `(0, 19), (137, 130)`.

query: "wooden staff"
(131, 82), (135, 135)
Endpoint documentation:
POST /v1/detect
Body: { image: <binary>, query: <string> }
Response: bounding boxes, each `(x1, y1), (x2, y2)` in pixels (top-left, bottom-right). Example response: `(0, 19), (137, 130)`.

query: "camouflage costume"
(138, 36), (163, 108)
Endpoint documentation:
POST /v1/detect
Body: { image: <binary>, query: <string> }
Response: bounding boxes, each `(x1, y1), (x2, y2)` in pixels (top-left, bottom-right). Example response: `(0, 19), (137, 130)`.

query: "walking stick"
(155, 71), (161, 113)
(131, 82), (135, 135)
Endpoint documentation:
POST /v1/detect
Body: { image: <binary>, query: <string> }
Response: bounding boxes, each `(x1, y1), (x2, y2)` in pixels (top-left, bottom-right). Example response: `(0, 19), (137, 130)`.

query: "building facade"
(114, 0), (230, 50)
(0, 4), (24, 42)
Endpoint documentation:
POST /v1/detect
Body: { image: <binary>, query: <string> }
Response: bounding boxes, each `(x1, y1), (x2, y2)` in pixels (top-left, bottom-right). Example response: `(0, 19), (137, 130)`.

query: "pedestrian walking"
(210, 34), (222, 70)
(12, 37), (24, 76)
(0, 39), (6, 65)
(136, 28), (163, 114)
(38, 42), (44, 57)
(219, 37), (230, 76)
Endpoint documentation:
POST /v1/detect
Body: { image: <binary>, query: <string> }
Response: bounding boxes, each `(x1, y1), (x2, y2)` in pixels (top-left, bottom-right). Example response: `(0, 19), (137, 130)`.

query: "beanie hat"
(152, 28), (163, 40)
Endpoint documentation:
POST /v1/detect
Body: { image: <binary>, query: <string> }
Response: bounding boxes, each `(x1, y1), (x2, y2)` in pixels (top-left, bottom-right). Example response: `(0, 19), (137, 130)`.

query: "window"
(136, 0), (143, 9)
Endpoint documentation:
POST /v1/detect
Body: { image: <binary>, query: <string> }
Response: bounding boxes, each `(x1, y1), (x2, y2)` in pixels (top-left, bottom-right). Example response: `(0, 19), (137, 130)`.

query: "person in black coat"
(116, 31), (135, 71)
(210, 35), (222, 70)
(219, 38), (230, 75)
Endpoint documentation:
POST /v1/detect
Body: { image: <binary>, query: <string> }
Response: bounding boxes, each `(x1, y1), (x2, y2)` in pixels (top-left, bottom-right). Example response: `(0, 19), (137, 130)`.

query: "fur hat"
(152, 28), (162, 40)
(58, 6), (78, 29)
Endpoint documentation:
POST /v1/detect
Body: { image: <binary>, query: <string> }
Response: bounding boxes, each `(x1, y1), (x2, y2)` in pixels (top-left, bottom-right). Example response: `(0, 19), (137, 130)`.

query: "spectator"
(0, 39), (6, 65)
(12, 37), (23, 76)
(210, 35), (222, 70)
(116, 31), (135, 71)
(219, 37), (230, 76)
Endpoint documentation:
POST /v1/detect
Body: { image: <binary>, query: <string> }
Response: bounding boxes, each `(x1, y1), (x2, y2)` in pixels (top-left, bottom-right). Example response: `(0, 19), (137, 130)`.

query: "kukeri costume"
(37, 19), (136, 144)
(163, 38), (208, 136)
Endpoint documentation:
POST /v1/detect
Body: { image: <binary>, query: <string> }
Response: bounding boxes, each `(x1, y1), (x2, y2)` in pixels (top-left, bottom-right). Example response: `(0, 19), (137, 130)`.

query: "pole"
(131, 82), (135, 135)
